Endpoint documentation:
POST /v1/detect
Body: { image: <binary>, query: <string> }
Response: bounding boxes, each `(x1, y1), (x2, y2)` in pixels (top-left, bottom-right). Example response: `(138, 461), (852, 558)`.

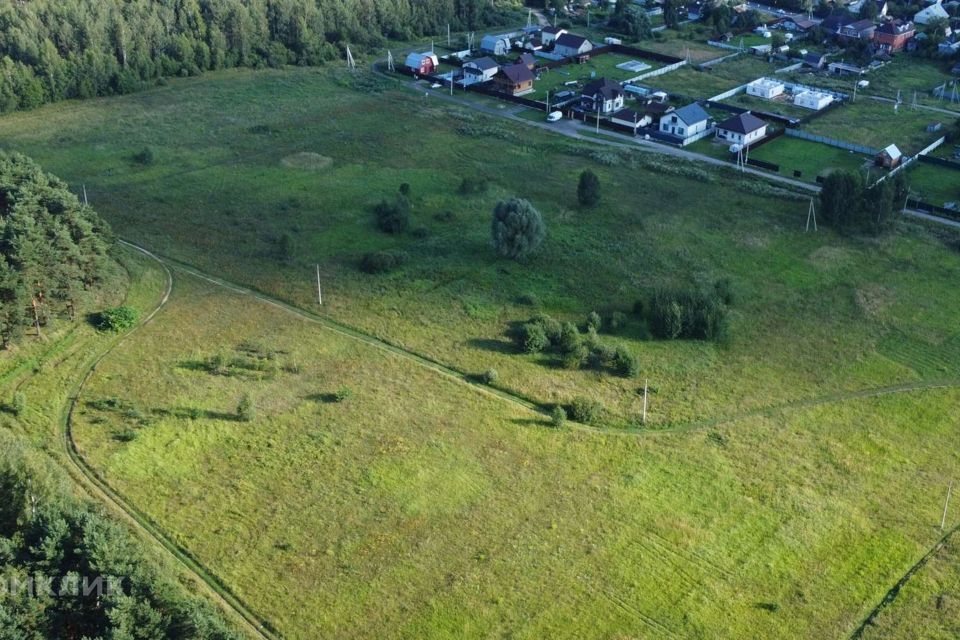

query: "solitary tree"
(237, 393), (255, 422)
(577, 170), (601, 207)
(491, 198), (545, 260)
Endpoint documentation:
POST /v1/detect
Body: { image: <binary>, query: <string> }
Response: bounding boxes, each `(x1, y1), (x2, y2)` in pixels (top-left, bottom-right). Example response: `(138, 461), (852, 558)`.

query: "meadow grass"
(651, 55), (786, 99)
(70, 273), (960, 639)
(904, 162), (960, 206)
(0, 66), (958, 434)
(803, 99), (943, 155)
(529, 52), (665, 101)
(641, 32), (729, 63)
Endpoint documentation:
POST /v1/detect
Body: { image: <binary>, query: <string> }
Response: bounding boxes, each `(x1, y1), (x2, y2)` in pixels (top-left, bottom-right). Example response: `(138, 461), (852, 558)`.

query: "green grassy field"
(749, 135), (872, 182)
(528, 52), (664, 101)
(722, 92), (810, 120)
(70, 272), (960, 639)
(641, 31), (729, 63)
(651, 55), (784, 99)
(803, 99), (944, 155)
(905, 162), (960, 207)
(1, 65), (960, 636)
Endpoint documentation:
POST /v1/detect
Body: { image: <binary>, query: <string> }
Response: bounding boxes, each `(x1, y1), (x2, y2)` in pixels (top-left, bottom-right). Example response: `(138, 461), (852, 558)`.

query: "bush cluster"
(568, 396), (603, 424)
(374, 196), (410, 233)
(360, 250), (409, 274)
(458, 176), (489, 196)
(648, 288), (729, 342)
(94, 306), (139, 332)
(511, 312), (640, 378)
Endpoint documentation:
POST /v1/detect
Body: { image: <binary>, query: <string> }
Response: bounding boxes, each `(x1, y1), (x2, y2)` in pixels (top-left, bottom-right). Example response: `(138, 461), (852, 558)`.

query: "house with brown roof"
(553, 33), (593, 59)
(494, 63), (535, 96)
(715, 112), (768, 146)
(580, 78), (625, 114)
(874, 19), (915, 53)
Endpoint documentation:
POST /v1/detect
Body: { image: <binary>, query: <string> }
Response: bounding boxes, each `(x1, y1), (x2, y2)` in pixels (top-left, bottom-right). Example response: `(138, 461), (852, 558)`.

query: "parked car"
(547, 111), (563, 122)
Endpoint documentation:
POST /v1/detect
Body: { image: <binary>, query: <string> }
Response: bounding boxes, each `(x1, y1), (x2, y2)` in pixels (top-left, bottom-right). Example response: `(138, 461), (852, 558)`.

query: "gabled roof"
(804, 52), (826, 64)
(517, 53), (537, 67)
(555, 33), (590, 49)
(843, 19), (877, 32)
(611, 108), (644, 122)
(672, 102), (710, 125)
(822, 14), (855, 31)
(717, 112), (767, 135)
(497, 63), (535, 84)
(915, 2), (949, 23)
(465, 56), (498, 71)
(876, 19), (915, 35)
(582, 77), (623, 100)
(543, 26), (565, 34)
(880, 144), (902, 160)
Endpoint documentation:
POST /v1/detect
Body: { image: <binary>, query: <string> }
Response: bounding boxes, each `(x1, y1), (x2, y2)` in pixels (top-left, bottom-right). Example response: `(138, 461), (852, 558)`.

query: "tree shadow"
(154, 407), (240, 421)
(305, 393), (341, 404)
(465, 338), (516, 354)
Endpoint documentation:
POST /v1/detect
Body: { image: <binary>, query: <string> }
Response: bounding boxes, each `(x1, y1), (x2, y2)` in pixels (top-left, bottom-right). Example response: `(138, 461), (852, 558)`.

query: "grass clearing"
(904, 162), (960, 207)
(749, 135), (872, 182)
(651, 55), (784, 99)
(71, 272), (960, 638)
(528, 52), (665, 101)
(802, 99), (943, 155)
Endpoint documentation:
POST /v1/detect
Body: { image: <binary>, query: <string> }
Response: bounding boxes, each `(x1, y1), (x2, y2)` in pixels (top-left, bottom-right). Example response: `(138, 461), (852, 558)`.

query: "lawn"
(652, 55), (785, 99)
(722, 92), (810, 120)
(528, 52), (665, 101)
(1, 65), (958, 436)
(905, 162), (960, 207)
(802, 98), (943, 155)
(749, 135), (872, 182)
(640, 31), (729, 63)
(70, 272), (960, 639)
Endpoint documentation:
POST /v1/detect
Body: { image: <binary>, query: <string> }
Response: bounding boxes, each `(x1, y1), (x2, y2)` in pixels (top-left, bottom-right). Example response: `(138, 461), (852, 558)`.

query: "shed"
(876, 143), (902, 168)
(481, 34), (512, 56)
(404, 52), (439, 75)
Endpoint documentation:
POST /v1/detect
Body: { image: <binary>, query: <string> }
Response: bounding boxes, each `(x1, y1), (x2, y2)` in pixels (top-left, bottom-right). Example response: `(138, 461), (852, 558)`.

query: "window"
(678, 127), (685, 135)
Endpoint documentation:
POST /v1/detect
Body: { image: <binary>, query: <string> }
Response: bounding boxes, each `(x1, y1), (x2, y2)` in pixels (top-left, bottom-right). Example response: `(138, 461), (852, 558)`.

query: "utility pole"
(642, 379), (649, 425)
(596, 99), (601, 134)
(315, 265), (322, 305)
(942, 481), (953, 531)
(806, 198), (817, 232)
(387, 50), (395, 73)
(447, 23), (451, 46)
(82, 184), (88, 206)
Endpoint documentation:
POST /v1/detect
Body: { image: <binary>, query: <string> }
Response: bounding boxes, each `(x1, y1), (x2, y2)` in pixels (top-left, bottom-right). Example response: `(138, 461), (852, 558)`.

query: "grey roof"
(717, 112), (767, 134)
(672, 102), (710, 125)
(466, 56), (498, 71)
(611, 108), (644, 122)
(555, 33), (590, 49)
(582, 77), (623, 100)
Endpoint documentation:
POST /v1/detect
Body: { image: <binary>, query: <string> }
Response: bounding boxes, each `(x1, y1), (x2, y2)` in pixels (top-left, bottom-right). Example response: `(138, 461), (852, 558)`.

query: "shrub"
(95, 306), (139, 332)
(334, 386), (353, 402)
(632, 300), (645, 317)
(518, 322), (550, 354)
(516, 292), (540, 307)
(609, 311), (628, 331)
(648, 289), (729, 342)
(577, 170), (601, 207)
(613, 345), (640, 378)
(434, 210), (456, 222)
(491, 198), (545, 260)
(550, 404), (566, 428)
(115, 428), (137, 442)
(530, 313), (562, 345)
(133, 147), (155, 165)
(237, 394), (255, 422)
(11, 392), (26, 417)
(458, 176), (489, 196)
(399, 182), (411, 196)
(568, 396), (603, 424)
(558, 322), (581, 353)
(481, 368), (499, 384)
(586, 311), (602, 332)
(714, 277), (735, 305)
(374, 197), (410, 233)
(561, 344), (588, 370)
(360, 250), (408, 274)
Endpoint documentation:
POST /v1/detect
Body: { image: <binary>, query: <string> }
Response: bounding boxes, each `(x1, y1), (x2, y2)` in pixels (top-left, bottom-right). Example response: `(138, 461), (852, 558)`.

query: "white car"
(430, 82), (442, 89)
(547, 111), (563, 122)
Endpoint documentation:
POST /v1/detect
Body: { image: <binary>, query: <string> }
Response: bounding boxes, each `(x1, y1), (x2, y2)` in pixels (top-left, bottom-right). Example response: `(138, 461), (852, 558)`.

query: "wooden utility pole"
(642, 379), (649, 425)
(82, 184), (88, 206)
(942, 481), (953, 531)
(315, 265), (322, 305)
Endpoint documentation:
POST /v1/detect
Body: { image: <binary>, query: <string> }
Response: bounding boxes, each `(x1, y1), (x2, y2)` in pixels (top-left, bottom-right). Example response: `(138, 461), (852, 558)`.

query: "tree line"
(0, 0), (520, 113)
(0, 152), (113, 348)
(0, 430), (241, 638)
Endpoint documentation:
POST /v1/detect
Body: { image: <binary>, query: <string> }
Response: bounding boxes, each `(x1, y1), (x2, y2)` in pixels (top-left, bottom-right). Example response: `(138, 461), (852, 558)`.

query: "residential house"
(828, 61), (867, 74)
(541, 26), (567, 46)
(715, 112), (768, 146)
(580, 78), (625, 114)
(611, 108), (652, 133)
(794, 90), (834, 110)
(874, 20), (915, 53)
(821, 14), (855, 34)
(404, 52), (439, 75)
(773, 16), (818, 32)
(938, 35), (960, 55)
(876, 143), (902, 168)
(461, 57), (499, 82)
(494, 63), (535, 96)
(840, 19), (878, 40)
(553, 33), (594, 59)
(914, 1), (949, 25)
(659, 102), (712, 143)
(747, 78), (785, 98)
(481, 34), (512, 56)
(803, 52), (827, 69)
(515, 53), (538, 71)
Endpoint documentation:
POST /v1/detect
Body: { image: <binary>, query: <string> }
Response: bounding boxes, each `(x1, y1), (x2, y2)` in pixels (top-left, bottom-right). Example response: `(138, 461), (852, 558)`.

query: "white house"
(746, 78), (785, 99)
(462, 57), (499, 82)
(480, 34), (512, 56)
(715, 112), (768, 146)
(914, 1), (949, 25)
(659, 103), (712, 143)
(541, 26), (567, 46)
(793, 90), (834, 110)
(553, 33), (593, 58)
(580, 78), (625, 114)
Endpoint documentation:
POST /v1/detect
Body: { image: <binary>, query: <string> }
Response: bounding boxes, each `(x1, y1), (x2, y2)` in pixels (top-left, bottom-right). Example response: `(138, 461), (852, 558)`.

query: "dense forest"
(0, 152), (113, 348)
(0, 0), (520, 113)
(0, 431), (241, 638)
